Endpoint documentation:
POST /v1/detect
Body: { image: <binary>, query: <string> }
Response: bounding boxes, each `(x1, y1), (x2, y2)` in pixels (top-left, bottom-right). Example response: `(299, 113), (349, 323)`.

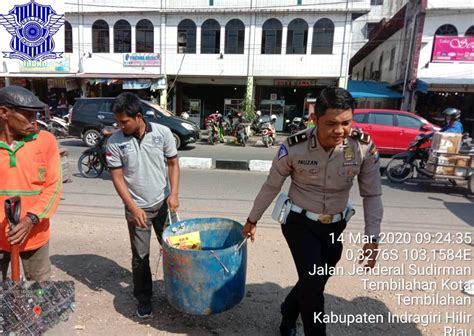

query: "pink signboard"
(432, 36), (474, 62)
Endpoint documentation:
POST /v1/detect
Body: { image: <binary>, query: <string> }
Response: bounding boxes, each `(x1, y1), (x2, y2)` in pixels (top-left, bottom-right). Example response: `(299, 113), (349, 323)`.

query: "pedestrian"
(0, 86), (63, 281)
(242, 87), (383, 336)
(106, 92), (180, 319)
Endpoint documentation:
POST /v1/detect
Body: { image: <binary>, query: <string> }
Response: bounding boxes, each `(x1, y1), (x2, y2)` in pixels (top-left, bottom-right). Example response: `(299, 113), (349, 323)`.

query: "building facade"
(350, 0), (474, 134)
(0, 0), (370, 129)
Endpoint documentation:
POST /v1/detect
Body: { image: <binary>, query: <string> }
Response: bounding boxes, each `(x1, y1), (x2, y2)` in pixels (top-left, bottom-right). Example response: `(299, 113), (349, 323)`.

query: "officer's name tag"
(343, 162), (358, 166)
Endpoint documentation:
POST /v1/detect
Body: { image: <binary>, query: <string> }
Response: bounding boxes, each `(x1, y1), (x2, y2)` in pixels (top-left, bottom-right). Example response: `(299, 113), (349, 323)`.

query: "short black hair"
(112, 92), (142, 117)
(315, 87), (355, 118)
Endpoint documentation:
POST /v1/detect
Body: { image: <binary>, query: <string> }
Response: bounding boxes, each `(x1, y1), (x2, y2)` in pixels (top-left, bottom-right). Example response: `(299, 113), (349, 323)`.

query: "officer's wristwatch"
(26, 212), (40, 225)
(246, 218), (257, 226)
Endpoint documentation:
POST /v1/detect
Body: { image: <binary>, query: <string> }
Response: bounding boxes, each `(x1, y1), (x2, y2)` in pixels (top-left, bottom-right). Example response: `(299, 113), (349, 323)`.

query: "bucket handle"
(210, 250), (230, 273)
(236, 236), (248, 251)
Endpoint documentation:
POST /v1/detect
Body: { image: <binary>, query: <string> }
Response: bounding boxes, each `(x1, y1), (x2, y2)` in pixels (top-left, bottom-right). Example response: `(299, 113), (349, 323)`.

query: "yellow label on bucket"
(167, 231), (202, 250)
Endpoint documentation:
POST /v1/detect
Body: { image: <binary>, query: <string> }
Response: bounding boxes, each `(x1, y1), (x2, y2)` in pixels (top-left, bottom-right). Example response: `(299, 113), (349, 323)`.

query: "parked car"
(352, 109), (440, 154)
(69, 98), (200, 148)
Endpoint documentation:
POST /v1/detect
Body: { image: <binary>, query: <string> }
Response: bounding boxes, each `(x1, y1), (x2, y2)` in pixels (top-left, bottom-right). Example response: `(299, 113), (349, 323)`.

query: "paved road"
(60, 135), (392, 167)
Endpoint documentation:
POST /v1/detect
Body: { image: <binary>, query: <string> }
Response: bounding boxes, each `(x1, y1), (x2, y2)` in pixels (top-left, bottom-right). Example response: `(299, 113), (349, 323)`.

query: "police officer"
(243, 87), (383, 336)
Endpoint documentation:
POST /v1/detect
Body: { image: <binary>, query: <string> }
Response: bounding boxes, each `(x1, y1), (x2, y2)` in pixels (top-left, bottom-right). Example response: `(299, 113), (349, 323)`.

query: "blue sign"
(0, 0), (64, 61)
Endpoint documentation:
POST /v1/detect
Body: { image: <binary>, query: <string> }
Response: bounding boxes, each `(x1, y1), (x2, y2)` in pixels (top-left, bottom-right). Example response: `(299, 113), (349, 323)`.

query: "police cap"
(0, 86), (46, 111)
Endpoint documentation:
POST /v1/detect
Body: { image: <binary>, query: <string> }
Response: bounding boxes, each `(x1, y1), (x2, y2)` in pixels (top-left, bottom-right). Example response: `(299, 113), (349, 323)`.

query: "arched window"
(312, 18), (334, 54)
(92, 20), (109, 53)
(136, 19), (153, 52)
(201, 19), (220, 54)
(465, 26), (474, 36)
(114, 19), (131, 53)
(435, 24), (458, 36)
(64, 20), (72, 53)
(261, 18), (282, 54)
(378, 52), (383, 80)
(225, 19), (245, 54)
(177, 19), (196, 54)
(287, 19), (308, 54)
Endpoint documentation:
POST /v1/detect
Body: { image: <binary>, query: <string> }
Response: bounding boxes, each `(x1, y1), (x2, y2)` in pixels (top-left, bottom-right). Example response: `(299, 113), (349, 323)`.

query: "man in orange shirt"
(0, 86), (62, 281)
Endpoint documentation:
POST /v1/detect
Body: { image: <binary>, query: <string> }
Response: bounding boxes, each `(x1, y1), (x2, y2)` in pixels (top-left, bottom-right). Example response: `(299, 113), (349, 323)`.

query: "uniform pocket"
(31, 162), (47, 186)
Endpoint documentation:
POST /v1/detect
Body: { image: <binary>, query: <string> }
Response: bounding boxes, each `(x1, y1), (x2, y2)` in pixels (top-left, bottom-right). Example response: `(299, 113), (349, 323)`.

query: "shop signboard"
(274, 79), (316, 87)
(20, 55), (70, 72)
(123, 53), (161, 67)
(432, 36), (474, 63)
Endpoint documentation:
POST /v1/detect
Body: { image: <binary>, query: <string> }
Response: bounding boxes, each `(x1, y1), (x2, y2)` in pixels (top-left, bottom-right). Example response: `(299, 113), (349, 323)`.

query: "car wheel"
(172, 132), (181, 149)
(83, 129), (101, 147)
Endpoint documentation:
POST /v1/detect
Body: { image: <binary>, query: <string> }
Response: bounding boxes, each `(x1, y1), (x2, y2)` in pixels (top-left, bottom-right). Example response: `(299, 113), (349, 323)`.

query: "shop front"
(174, 78), (247, 128)
(254, 78), (337, 132)
(415, 78), (474, 135)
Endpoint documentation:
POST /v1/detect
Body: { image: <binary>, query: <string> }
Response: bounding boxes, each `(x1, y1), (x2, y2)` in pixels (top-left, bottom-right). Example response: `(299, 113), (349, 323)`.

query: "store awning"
(417, 77), (474, 86)
(347, 80), (403, 98)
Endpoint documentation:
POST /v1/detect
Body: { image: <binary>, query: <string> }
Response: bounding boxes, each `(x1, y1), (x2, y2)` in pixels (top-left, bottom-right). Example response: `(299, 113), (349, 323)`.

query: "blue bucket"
(162, 217), (247, 315)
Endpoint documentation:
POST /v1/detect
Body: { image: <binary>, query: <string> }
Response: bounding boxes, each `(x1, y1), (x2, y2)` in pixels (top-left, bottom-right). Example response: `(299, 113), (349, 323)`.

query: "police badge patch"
(0, 1), (64, 61)
(278, 144), (288, 160)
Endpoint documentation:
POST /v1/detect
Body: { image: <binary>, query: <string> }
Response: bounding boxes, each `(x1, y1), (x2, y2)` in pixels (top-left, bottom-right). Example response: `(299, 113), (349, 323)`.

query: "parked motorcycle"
(77, 128), (115, 178)
(261, 115), (277, 147)
(232, 112), (248, 146)
(286, 116), (308, 134)
(250, 114), (263, 135)
(386, 133), (474, 194)
(205, 113), (225, 145)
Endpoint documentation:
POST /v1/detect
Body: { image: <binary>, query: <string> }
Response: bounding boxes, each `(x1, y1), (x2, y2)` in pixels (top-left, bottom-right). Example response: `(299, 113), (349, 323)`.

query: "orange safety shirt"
(0, 131), (62, 252)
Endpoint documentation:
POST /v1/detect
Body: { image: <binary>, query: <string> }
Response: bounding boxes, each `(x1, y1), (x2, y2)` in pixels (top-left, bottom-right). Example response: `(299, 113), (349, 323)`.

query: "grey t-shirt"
(106, 122), (178, 208)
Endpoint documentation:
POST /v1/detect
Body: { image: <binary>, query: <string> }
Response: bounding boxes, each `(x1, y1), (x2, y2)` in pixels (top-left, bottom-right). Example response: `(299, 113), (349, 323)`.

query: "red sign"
(432, 36), (474, 62)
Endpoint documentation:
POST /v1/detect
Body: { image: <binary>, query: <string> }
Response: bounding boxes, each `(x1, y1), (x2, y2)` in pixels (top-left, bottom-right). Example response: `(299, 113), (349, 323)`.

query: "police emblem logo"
(278, 144), (288, 160)
(0, 1), (64, 61)
(343, 147), (354, 161)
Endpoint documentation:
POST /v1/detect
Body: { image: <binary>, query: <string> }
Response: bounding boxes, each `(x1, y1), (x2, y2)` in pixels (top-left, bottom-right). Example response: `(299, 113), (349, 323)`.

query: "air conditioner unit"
(371, 70), (381, 80)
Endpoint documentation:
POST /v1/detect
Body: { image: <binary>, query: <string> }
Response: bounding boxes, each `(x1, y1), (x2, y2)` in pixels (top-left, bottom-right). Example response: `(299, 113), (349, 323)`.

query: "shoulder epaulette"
(287, 132), (308, 147)
(350, 128), (371, 144)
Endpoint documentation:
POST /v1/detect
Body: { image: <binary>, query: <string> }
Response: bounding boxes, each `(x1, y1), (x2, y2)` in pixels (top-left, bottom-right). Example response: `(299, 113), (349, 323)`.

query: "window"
(287, 19), (308, 54)
(225, 19), (245, 54)
(368, 113), (393, 126)
(465, 26), (474, 36)
(362, 67), (366, 80)
(366, 22), (377, 40)
(435, 24), (458, 36)
(177, 19), (196, 53)
(297, 0), (302, 5)
(389, 47), (396, 71)
(201, 19), (220, 54)
(369, 61), (373, 78)
(64, 21), (72, 53)
(370, 0), (383, 5)
(92, 20), (109, 53)
(397, 115), (422, 129)
(261, 18), (282, 54)
(136, 19), (154, 52)
(312, 18), (334, 54)
(114, 20), (131, 53)
(353, 113), (366, 123)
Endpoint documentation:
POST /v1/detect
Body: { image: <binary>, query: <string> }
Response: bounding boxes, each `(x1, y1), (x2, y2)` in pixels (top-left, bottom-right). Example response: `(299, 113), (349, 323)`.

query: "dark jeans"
(281, 211), (346, 336)
(125, 199), (168, 304)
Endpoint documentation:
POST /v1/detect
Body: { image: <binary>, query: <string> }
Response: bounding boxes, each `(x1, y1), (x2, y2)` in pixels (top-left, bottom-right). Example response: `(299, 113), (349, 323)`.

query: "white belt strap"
(290, 204), (343, 224)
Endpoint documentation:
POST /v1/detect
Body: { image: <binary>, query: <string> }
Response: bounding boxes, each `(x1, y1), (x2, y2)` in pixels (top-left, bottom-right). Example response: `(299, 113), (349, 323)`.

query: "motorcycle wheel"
(78, 153), (104, 178)
(385, 157), (413, 183)
(468, 175), (474, 195)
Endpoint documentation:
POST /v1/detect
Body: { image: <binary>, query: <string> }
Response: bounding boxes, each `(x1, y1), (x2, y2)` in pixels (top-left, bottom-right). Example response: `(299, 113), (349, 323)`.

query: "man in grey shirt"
(106, 92), (180, 319)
